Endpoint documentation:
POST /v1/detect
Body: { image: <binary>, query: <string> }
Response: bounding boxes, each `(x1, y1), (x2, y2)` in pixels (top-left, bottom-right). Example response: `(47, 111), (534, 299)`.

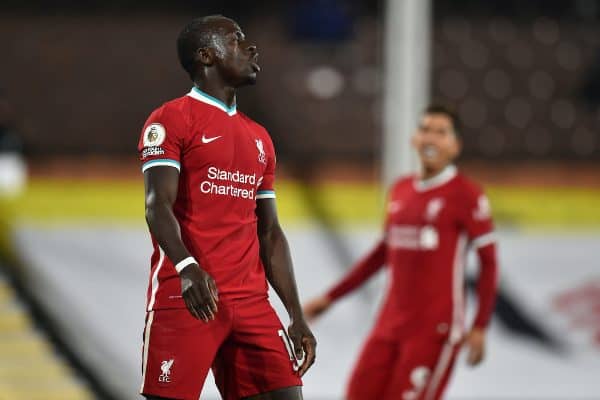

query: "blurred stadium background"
(1, 0), (599, 399)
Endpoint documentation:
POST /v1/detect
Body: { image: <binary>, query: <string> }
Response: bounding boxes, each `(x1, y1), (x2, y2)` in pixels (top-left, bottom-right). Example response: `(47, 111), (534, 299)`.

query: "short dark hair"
(423, 104), (461, 136)
(176, 15), (233, 80)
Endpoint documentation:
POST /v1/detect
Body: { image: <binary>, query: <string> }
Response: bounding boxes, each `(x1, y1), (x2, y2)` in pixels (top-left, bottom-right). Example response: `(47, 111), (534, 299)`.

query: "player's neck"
(193, 81), (236, 109)
(420, 164), (452, 180)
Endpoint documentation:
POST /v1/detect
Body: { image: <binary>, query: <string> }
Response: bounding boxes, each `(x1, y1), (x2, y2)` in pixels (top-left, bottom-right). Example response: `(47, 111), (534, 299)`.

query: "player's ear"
(196, 47), (214, 66)
(451, 133), (462, 157)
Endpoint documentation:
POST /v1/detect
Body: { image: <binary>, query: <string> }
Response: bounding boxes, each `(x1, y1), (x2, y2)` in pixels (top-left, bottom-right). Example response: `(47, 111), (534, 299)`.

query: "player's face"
(213, 20), (260, 87)
(412, 113), (461, 172)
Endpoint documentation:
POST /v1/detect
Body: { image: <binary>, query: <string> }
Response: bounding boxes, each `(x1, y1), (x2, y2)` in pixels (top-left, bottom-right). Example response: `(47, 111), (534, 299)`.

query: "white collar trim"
(186, 87), (237, 116)
(414, 165), (458, 192)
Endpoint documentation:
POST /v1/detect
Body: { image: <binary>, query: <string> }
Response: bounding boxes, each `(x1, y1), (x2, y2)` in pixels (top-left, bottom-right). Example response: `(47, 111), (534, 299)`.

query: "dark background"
(1, 0), (599, 164)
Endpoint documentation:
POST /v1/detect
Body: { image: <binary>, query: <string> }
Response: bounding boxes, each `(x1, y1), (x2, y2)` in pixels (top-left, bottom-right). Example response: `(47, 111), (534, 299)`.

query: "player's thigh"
(141, 308), (231, 400)
(384, 336), (459, 400)
(419, 340), (460, 400)
(241, 385), (303, 400)
(346, 334), (399, 400)
(213, 297), (302, 400)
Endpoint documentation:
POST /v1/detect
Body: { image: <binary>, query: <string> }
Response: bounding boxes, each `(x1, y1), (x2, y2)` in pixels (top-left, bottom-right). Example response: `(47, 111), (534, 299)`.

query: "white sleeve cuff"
(142, 159), (181, 173)
(256, 190), (276, 199)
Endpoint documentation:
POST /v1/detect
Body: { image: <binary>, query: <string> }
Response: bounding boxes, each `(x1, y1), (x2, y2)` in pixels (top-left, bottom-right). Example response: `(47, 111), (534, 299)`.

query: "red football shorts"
(346, 332), (460, 400)
(140, 297), (302, 400)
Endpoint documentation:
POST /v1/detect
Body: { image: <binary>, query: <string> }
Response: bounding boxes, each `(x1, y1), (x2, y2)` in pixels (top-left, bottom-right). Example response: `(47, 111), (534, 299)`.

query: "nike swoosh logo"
(201, 134), (222, 144)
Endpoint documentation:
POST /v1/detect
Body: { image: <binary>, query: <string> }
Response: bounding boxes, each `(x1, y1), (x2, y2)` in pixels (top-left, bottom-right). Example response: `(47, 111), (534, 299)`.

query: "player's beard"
(217, 60), (257, 87)
(232, 60), (258, 86)
(242, 71), (257, 85)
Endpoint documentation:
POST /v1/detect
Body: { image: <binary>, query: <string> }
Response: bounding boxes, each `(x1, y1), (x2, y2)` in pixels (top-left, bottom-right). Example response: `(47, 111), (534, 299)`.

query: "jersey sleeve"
(473, 243), (498, 328)
(138, 105), (188, 173)
(326, 240), (386, 302)
(460, 185), (495, 249)
(325, 180), (398, 302)
(461, 183), (498, 329)
(256, 132), (276, 200)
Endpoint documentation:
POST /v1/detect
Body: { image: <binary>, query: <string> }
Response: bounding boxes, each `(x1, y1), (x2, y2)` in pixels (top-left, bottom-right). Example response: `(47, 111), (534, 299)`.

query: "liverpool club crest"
(255, 139), (266, 164)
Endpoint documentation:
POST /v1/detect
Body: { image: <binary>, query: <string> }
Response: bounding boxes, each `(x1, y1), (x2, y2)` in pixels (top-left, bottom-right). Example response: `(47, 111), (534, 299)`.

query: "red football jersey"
(328, 166), (497, 342)
(138, 87), (277, 311)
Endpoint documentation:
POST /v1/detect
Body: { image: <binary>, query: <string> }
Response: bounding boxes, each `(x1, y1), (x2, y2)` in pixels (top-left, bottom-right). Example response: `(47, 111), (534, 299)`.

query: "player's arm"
(472, 238), (498, 330)
(144, 167), (218, 322)
(465, 236), (498, 366)
(303, 240), (386, 321)
(256, 198), (316, 377)
(462, 191), (499, 366)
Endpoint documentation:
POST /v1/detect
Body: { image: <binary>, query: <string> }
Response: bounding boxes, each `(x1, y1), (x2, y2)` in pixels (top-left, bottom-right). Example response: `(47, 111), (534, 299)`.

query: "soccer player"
(138, 16), (316, 400)
(304, 105), (498, 400)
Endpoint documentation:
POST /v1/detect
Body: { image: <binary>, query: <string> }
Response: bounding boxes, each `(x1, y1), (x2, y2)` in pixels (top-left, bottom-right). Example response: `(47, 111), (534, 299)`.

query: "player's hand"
(302, 296), (332, 323)
(288, 319), (316, 377)
(179, 264), (219, 322)
(464, 327), (486, 366)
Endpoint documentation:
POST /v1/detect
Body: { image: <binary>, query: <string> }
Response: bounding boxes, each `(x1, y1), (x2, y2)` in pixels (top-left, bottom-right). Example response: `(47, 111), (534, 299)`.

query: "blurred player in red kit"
(138, 16), (315, 400)
(304, 105), (498, 400)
